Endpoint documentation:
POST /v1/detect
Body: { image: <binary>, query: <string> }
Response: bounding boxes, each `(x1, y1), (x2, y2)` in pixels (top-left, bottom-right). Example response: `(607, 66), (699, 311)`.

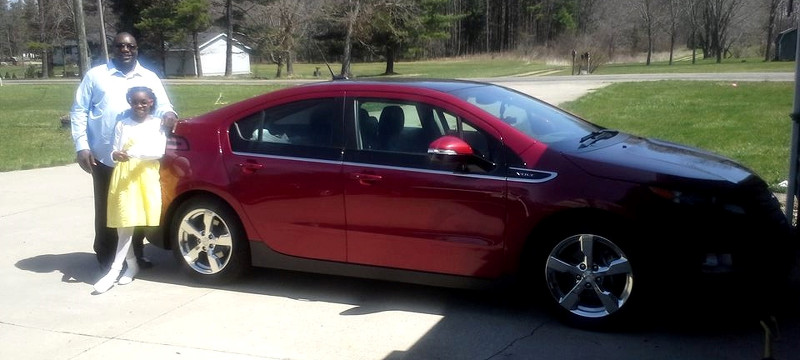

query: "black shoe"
(137, 257), (154, 269)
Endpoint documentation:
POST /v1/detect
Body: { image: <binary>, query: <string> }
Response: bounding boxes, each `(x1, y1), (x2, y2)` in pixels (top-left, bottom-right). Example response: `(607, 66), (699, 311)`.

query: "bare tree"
(764, 0), (783, 61)
(225, 0), (233, 76)
(704, 0), (744, 63)
(666, 0), (683, 65)
(341, 0), (361, 78)
(634, 0), (655, 65)
(72, 0), (90, 76)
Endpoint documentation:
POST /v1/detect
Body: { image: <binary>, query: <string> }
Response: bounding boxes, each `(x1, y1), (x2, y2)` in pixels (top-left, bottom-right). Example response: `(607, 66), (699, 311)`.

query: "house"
(775, 28), (796, 61)
(165, 33), (251, 77)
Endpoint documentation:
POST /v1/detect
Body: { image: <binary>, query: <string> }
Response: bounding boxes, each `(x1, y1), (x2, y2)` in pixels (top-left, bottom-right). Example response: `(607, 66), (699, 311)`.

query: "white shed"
(165, 33), (251, 77)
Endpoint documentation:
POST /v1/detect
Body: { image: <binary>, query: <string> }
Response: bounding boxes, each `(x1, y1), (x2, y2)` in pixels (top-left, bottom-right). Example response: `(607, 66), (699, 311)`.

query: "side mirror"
(427, 135), (495, 172)
(427, 135), (474, 156)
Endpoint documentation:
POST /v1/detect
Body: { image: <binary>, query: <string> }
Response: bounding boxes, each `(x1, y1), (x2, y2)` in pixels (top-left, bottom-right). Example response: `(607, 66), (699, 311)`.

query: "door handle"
(237, 161), (264, 174)
(350, 173), (382, 185)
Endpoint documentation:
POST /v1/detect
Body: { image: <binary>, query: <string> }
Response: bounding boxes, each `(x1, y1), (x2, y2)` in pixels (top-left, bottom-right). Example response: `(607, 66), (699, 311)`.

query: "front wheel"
(170, 196), (250, 283)
(545, 233), (634, 324)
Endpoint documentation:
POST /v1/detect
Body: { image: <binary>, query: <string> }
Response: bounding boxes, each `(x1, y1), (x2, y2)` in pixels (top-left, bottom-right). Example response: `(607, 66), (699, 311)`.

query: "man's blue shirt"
(70, 61), (176, 167)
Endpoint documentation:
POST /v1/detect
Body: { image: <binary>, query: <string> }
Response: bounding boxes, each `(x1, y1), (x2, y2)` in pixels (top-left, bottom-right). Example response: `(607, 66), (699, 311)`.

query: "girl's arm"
(110, 121), (129, 162)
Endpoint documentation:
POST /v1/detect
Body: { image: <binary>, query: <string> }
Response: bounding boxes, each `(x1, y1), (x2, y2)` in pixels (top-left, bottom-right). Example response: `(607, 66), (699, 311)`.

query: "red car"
(152, 79), (793, 327)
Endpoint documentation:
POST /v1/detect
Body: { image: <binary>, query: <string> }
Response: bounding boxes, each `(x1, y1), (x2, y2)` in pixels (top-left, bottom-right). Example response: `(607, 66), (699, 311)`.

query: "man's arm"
(70, 75), (95, 173)
(146, 74), (179, 131)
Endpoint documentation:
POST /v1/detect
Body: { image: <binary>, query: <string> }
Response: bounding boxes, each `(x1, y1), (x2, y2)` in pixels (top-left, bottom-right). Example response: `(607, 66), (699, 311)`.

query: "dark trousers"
(90, 162), (145, 267)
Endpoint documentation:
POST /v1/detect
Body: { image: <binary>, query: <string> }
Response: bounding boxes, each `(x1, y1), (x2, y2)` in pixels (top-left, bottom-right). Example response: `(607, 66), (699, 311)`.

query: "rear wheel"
(170, 196), (250, 283)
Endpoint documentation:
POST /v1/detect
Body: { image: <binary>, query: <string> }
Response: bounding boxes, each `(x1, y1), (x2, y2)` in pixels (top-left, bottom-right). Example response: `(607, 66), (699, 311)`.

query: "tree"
(69, 0), (90, 76)
(136, 0), (180, 75)
(417, 0), (459, 58)
(634, 0), (655, 65)
(371, 0), (421, 75)
(703, 0), (743, 63)
(176, 0), (211, 77)
(225, 0), (233, 76)
(764, 0), (782, 61)
(239, 0), (314, 78)
(666, 0), (683, 65)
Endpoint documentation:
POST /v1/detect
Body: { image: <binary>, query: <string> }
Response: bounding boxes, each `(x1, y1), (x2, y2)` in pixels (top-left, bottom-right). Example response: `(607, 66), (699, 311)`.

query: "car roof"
(303, 78), (494, 94)
(186, 78), (499, 124)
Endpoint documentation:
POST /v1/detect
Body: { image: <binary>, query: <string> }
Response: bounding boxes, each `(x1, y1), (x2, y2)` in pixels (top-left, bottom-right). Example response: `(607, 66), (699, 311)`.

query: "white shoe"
(93, 270), (119, 294)
(118, 261), (139, 285)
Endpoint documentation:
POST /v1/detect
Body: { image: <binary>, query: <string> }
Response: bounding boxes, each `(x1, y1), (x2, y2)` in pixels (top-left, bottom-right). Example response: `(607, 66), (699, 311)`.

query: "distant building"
(775, 28), (796, 61)
(165, 33), (251, 77)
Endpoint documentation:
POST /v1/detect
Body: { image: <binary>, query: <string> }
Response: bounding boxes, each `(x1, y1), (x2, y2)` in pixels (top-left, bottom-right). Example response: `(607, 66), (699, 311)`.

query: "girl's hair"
(126, 86), (157, 113)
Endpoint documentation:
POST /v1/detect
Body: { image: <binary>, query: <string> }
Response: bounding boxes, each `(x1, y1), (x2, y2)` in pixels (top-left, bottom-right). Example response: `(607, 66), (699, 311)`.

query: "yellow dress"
(107, 116), (166, 228)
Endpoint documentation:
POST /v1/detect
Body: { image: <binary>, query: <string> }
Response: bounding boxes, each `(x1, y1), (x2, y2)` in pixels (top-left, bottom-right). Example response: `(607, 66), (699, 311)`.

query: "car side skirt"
(249, 241), (510, 290)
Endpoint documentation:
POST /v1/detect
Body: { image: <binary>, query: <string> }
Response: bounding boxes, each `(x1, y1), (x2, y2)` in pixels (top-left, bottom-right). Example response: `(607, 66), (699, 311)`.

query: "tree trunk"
(97, 0), (109, 63)
(73, 0), (90, 77)
(384, 44), (396, 75)
(225, 0), (233, 77)
(286, 51), (294, 76)
(668, 31), (675, 65)
(340, 0), (359, 78)
(38, 0), (48, 78)
(765, 0), (779, 62)
(193, 32), (203, 77)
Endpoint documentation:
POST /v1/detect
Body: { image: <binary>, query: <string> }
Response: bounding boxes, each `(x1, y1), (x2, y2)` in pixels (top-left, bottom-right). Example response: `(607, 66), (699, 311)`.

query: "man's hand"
(76, 149), (95, 173)
(162, 111), (179, 133)
(112, 150), (130, 162)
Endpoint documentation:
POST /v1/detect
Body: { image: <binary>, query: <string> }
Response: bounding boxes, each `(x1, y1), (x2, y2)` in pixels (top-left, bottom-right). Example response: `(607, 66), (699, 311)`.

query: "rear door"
(224, 97), (347, 261)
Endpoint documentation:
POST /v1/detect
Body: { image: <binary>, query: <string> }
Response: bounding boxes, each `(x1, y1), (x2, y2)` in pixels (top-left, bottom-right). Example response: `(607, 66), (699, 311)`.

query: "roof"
(309, 78), (495, 93)
(167, 30), (252, 53)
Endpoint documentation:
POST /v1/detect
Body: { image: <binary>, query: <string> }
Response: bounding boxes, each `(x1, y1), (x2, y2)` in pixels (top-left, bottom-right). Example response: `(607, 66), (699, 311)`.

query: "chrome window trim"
(230, 152), (557, 183)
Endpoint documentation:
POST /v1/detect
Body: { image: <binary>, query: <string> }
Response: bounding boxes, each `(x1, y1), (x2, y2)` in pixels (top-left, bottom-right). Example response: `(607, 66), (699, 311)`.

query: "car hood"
(564, 134), (757, 187)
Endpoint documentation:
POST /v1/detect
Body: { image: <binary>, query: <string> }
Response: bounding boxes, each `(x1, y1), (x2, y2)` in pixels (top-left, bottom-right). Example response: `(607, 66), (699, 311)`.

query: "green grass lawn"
(594, 57), (796, 75)
(1, 55), (796, 191)
(0, 84), (284, 171)
(561, 80), (794, 188)
(251, 57), (561, 79)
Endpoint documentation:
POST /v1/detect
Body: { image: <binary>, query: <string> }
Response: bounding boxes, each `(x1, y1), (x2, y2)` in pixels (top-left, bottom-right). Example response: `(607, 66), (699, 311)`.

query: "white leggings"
(110, 227), (136, 271)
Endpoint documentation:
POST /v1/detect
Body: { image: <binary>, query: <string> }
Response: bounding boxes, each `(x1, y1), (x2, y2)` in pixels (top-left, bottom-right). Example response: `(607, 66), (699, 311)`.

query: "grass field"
(2, 52), (793, 80)
(0, 55), (796, 190)
(0, 84), (285, 171)
(561, 81), (794, 188)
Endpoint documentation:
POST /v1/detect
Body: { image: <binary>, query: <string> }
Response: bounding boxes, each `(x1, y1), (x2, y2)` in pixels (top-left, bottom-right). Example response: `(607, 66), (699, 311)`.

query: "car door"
(343, 96), (509, 277)
(224, 97), (347, 262)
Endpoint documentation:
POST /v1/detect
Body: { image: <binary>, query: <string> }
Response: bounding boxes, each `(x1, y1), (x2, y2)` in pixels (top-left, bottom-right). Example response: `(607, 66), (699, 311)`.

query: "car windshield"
(448, 84), (602, 146)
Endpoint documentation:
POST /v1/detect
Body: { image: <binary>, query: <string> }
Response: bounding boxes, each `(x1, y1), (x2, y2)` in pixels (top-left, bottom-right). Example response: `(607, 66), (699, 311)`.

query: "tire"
(170, 196), (250, 283)
(532, 220), (641, 329)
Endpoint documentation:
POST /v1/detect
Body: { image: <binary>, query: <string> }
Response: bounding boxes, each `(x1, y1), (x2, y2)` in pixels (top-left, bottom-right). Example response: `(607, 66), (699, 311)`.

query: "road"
(1, 74), (799, 360)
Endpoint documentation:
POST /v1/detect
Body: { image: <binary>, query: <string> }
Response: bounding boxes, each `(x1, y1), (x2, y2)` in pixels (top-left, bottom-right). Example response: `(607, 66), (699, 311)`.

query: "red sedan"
(152, 79), (794, 328)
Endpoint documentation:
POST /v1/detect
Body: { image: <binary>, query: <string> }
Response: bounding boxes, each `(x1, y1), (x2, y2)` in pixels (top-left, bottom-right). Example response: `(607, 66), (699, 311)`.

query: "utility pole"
(785, 0), (799, 228)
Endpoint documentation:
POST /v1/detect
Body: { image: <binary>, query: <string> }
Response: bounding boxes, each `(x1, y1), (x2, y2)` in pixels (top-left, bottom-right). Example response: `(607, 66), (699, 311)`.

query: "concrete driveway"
(2, 79), (799, 360)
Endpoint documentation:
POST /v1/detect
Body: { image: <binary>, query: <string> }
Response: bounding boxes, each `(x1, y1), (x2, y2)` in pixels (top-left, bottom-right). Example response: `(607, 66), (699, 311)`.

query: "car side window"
(348, 98), (502, 174)
(356, 100), (439, 154)
(229, 98), (343, 159)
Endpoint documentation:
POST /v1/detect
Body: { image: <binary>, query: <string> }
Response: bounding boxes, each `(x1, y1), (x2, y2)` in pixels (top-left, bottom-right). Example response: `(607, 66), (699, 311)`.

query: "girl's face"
(129, 91), (154, 121)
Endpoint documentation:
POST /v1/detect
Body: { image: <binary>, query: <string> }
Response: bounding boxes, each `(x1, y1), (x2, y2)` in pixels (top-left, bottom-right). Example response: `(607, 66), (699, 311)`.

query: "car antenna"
(314, 42), (347, 80)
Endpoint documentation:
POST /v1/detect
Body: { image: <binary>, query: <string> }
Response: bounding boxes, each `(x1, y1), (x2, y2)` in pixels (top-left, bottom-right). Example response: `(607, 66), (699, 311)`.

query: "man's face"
(113, 34), (138, 68)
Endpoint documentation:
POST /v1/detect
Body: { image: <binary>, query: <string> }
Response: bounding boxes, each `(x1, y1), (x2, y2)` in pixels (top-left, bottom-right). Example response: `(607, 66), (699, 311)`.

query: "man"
(70, 32), (178, 269)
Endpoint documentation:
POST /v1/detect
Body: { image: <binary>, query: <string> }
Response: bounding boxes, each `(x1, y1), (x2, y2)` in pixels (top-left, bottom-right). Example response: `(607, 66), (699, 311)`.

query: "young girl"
(94, 86), (167, 294)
